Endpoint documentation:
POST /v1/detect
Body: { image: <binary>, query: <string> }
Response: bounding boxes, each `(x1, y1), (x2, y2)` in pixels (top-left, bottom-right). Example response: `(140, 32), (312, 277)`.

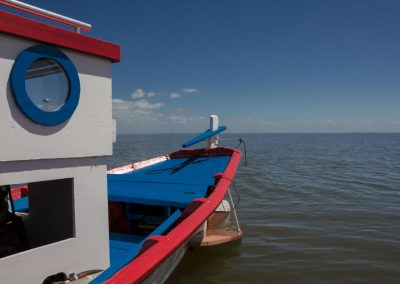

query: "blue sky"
(10, 0), (400, 133)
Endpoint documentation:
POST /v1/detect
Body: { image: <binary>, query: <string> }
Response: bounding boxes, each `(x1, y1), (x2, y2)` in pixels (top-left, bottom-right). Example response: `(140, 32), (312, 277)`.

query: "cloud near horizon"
(169, 88), (199, 99)
(170, 92), (182, 99)
(112, 98), (163, 126)
(131, 89), (159, 99)
(112, 95), (206, 133)
(183, 88), (199, 93)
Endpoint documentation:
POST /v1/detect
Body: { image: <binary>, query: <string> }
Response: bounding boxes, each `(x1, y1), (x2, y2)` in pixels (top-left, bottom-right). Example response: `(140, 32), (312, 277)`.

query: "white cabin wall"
(0, 158), (110, 284)
(0, 33), (113, 162)
(0, 30), (115, 283)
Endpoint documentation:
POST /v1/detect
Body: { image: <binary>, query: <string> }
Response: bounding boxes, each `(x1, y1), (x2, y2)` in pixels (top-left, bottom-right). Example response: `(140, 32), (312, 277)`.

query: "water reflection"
(167, 241), (242, 284)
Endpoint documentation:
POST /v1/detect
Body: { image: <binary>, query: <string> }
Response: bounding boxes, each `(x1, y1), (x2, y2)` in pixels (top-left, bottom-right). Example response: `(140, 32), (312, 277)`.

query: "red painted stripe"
(104, 148), (242, 283)
(0, 10), (120, 62)
(11, 186), (29, 200)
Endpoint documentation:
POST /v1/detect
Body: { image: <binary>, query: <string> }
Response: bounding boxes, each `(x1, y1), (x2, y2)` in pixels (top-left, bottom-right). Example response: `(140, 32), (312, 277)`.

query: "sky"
(8, 0), (400, 133)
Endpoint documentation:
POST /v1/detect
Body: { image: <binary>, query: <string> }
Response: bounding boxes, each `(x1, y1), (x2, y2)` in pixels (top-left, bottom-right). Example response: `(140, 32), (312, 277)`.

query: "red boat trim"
(104, 147), (242, 283)
(0, 10), (120, 62)
(11, 186), (28, 200)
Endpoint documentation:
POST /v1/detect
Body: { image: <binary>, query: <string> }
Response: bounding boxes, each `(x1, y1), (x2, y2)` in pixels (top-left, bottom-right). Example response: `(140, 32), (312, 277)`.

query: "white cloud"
(132, 99), (162, 110)
(113, 96), (209, 133)
(112, 98), (126, 104)
(323, 120), (336, 124)
(132, 89), (160, 99)
(167, 115), (187, 123)
(113, 86), (209, 133)
(131, 89), (145, 99)
(112, 98), (162, 118)
(167, 115), (206, 124)
(183, 88), (199, 93)
(170, 92), (182, 99)
(112, 98), (131, 111)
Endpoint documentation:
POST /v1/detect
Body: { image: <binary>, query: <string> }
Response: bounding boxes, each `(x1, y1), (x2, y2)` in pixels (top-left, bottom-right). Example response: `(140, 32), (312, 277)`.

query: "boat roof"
(0, 10), (120, 62)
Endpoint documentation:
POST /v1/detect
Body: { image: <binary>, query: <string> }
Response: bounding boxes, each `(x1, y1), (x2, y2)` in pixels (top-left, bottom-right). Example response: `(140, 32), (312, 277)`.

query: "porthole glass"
(25, 59), (70, 112)
(10, 44), (80, 126)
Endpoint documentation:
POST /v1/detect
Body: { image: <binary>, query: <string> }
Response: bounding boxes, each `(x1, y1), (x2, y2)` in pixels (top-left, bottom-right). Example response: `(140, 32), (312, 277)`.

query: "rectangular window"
(0, 178), (74, 259)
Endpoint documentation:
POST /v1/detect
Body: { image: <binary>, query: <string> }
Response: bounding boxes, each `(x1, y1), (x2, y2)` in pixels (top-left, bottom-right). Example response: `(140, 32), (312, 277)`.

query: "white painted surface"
(107, 155), (169, 174)
(208, 114), (219, 148)
(0, 32), (114, 283)
(0, 33), (113, 162)
(0, 158), (110, 284)
(112, 119), (117, 143)
(215, 200), (231, 212)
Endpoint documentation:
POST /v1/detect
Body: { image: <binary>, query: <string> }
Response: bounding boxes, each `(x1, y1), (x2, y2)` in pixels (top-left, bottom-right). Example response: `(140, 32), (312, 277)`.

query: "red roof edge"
(0, 10), (120, 62)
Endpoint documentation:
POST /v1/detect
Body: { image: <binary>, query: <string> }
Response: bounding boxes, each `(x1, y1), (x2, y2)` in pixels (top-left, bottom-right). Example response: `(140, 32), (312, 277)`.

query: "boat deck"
(107, 156), (230, 208)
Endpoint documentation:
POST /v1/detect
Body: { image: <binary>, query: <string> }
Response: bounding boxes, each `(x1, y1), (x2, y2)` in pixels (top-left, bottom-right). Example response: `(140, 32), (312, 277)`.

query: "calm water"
(107, 133), (400, 284)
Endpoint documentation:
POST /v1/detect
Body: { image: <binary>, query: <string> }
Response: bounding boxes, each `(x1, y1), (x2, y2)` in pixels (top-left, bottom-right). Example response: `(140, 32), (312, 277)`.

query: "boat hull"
(142, 241), (189, 284)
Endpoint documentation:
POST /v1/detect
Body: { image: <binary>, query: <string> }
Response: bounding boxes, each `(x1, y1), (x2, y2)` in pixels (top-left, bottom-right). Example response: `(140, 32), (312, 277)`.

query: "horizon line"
(116, 131), (400, 135)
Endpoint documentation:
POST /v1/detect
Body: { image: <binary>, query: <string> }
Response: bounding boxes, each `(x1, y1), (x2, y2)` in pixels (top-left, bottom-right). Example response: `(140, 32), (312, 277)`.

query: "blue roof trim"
(10, 44), (80, 126)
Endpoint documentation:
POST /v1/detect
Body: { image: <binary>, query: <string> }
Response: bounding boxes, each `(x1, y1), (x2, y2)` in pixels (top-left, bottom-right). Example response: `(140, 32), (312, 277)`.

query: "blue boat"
(0, 1), (242, 283)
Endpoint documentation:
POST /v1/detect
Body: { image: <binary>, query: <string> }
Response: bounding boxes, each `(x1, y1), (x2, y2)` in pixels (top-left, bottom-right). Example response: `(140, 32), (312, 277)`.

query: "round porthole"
(10, 44), (80, 126)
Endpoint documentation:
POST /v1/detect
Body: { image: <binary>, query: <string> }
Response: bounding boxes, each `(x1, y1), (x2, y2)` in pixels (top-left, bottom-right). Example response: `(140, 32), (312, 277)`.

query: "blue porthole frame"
(10, 44), (80, 126)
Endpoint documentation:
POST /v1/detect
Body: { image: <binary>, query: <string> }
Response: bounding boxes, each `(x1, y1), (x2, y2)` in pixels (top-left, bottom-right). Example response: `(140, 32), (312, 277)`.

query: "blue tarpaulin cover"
(107, 156), (230, 207)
